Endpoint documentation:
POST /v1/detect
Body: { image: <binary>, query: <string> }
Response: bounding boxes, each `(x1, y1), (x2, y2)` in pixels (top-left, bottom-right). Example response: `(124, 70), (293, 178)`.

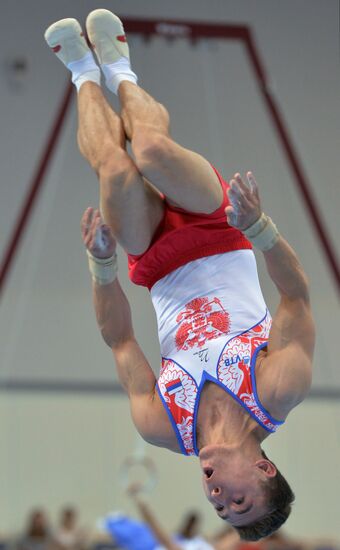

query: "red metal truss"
(0, 81), (74, 293)
(0, 18), (338, 297)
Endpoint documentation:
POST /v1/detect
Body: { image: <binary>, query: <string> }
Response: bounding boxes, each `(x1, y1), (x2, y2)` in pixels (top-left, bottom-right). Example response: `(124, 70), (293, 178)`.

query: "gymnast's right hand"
(81, 207), (116, 259)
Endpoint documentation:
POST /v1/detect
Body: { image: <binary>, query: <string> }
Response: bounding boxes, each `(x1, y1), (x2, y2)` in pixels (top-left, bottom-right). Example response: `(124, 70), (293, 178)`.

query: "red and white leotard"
(126, 167), (284, 456)
(152, 250), (284, 456)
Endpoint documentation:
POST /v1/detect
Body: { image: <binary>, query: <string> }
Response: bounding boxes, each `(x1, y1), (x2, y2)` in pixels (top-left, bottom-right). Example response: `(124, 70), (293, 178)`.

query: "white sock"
(67, 52), (101, 92)
(101, 57), (138, 95)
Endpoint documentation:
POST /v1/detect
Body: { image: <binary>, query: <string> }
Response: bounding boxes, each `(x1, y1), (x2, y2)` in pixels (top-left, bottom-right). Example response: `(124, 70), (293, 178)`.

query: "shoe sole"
(44, 18), (89, 62)
(86, 9), (130, 64)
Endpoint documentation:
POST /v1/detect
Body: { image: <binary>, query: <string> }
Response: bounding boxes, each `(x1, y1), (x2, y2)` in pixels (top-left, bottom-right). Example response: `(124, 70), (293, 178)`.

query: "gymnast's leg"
(119, 82), (223, 214)
(76, 82), (163, 254)
(44, 18), (163, 255)
(86, 9), (224, 214)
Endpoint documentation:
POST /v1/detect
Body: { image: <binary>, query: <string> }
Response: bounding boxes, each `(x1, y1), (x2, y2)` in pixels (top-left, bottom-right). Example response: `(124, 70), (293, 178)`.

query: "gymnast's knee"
(98, 149), (138, 189)
(132, 130), (173, 174)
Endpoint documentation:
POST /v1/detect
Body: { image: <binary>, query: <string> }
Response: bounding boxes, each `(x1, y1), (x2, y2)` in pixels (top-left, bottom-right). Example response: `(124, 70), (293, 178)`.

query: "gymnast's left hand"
(225, 171), (262, 231)
(81, 207), (116, 259)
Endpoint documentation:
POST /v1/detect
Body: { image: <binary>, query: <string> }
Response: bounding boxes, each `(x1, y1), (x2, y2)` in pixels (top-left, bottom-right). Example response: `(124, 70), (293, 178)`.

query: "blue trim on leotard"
(250, 341), (285, 426)
(192, 368), (278, 457)
(157, 356), (199, 456)
(156, 384), (188, 455)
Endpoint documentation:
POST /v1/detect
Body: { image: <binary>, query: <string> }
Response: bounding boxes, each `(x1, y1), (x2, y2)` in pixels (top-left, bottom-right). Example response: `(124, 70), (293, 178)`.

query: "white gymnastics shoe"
(86, 9), (130, 65)
(44, 18), (90, 66)
(86, 9), (137, 94)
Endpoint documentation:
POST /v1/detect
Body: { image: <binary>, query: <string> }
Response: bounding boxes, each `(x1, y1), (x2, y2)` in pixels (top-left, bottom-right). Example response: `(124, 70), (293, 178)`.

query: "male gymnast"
(45, 9), (315, 541)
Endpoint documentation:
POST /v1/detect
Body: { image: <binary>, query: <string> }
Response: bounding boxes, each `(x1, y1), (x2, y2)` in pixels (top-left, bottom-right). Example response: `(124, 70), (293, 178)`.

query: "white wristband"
(86, 250), (118, 285)
(243, 213), (280, 251)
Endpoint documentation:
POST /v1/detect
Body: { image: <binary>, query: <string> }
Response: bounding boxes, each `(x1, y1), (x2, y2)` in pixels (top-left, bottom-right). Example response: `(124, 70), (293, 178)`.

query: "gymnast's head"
(200, 446), (294, 541)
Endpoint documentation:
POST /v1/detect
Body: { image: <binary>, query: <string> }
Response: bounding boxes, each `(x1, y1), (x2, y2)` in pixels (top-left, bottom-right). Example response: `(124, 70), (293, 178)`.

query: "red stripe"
(0, 81), (74, 296)
(243, 30), (340, 292)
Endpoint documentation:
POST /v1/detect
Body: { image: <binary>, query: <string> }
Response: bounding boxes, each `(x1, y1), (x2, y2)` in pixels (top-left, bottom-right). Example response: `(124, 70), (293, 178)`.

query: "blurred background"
(0, 0), (339, 548)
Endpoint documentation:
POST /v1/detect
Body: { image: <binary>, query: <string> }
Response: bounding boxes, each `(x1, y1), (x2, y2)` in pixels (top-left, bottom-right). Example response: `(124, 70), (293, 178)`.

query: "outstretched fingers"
(227, 181), (251, 223)
(81, 206), (98, 232)
(229, 173), (254, 208)
(81, 207), (116, 258)
(246, 171), (260, 199)
(225, 171), (262, 231)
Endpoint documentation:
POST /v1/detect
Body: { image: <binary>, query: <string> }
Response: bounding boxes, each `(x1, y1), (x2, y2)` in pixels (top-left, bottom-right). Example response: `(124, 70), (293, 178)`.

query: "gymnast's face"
(200, 445), (276, 526)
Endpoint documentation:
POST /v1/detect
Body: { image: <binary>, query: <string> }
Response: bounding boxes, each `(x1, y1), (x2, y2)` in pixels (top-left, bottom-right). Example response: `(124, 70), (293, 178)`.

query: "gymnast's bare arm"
(226, 172), (315, 418)
(81, 208), (178, 449)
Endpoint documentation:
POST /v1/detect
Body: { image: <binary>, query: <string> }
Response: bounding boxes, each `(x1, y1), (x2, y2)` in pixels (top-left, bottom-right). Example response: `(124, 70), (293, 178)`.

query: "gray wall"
(0, 0), (339, 541)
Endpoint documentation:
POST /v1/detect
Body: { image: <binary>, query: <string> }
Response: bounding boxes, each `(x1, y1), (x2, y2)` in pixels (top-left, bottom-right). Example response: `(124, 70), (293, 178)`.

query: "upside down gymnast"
(45, 9), (315, 541)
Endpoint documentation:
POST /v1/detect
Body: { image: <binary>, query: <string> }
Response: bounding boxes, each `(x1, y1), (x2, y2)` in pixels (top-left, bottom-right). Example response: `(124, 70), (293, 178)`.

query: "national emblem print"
(175, 296), (230, 351)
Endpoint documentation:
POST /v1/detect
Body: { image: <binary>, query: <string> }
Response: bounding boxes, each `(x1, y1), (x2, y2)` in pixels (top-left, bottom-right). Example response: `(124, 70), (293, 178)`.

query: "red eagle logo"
(175, 297), (230, 351)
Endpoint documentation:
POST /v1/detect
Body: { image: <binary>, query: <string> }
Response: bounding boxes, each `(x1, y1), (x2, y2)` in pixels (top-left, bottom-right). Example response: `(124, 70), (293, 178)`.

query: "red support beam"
(243, 31), (340, 291)
(0, 81), (74, 296)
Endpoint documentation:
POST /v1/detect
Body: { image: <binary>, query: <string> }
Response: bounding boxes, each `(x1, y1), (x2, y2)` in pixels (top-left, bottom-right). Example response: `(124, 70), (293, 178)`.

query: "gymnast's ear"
(255, 459), (277, 478)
